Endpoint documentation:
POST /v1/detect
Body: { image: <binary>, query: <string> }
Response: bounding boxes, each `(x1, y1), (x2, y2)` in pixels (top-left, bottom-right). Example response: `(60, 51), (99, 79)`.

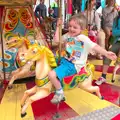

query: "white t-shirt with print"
(63, 34), (96, 72)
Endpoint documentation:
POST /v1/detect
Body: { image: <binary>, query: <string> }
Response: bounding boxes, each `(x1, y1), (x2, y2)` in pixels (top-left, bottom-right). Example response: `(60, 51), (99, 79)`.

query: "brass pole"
(58, 0), (62, 61)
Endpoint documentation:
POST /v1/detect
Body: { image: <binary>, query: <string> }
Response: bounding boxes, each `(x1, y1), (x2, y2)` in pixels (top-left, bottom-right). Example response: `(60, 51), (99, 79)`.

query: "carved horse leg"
(111, 64), (120, 83)
(78, 75), (102, 99)
(8, 62), (33, 89)
(21, 83), (51, 117)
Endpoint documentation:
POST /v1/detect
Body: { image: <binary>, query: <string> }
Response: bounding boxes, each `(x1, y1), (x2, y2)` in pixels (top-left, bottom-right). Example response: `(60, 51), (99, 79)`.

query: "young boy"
(48, 13), (117, 104)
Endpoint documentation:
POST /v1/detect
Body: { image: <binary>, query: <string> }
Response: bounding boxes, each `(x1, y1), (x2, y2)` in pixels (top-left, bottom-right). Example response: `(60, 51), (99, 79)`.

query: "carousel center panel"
(0, 5), (48, 80)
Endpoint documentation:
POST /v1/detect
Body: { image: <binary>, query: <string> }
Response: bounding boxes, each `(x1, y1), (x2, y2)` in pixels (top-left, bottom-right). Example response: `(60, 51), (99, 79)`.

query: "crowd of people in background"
(34, 0), (120, 86)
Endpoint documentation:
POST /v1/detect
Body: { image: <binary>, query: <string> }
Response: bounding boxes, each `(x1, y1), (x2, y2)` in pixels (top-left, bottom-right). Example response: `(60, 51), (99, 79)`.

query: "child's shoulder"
(77, 34), (89, 39)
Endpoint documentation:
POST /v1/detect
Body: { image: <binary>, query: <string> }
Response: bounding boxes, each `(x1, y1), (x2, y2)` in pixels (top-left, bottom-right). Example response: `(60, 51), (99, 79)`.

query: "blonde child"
(48, 14), (117, 104)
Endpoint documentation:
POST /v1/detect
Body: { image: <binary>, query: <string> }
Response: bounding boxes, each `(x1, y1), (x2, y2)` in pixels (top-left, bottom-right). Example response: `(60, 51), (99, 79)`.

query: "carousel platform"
(0, 59), (120, 120)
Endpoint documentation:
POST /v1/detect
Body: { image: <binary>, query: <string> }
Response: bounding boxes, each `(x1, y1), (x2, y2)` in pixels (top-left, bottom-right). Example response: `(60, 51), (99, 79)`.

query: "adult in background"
(35, 0), (47, 24)
(83, 0), (105, 59)
(95, 11), (120, 85)
(49, 0), (58, 30)
(102, 0), (118, 50)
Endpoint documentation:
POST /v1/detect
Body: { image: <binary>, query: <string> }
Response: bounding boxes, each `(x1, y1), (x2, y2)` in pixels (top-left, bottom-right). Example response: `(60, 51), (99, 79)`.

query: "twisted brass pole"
(58, 0), (62, 61)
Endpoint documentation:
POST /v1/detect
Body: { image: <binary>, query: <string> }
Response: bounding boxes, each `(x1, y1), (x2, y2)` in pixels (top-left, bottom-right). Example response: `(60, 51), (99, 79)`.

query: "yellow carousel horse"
(5, 36), (35, 89)
(20, 44), (102, 117)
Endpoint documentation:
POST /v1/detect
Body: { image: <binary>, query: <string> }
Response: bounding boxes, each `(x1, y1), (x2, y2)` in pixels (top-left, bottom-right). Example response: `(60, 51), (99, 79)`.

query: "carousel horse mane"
(26, 45), (57, 68)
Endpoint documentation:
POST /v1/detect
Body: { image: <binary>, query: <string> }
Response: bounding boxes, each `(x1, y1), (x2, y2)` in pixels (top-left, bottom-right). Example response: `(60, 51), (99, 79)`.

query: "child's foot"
(21, 112), (27, 118)
(51, 93), (65, 104)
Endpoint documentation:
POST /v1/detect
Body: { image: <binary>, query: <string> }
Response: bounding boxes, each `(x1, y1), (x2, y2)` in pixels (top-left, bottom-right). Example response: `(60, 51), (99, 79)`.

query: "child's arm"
(93, 44), (117, 61)
(53, 18), (67, 43)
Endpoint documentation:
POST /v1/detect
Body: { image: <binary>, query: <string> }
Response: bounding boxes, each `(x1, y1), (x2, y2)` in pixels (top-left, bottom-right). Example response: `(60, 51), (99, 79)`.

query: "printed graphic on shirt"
(66, 37), (84, 62)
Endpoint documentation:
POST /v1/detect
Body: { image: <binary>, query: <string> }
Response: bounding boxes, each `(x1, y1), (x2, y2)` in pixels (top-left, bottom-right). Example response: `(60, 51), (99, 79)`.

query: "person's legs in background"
(103, 27), (112, 50)
(97, 29), (105, 59)
(95, 42), (120, 85)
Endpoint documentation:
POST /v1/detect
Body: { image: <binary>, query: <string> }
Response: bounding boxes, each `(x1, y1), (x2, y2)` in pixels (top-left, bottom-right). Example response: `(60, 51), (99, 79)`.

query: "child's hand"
(105, 51), (117, 61)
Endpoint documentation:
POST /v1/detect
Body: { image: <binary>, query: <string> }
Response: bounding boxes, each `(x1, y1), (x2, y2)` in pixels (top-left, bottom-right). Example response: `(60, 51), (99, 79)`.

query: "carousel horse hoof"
(21, 112), (27, 118)
(111, 79), (115, 83)
(8, 85), (13, 90)
(92, 92), (96, 95)
(101, 96), (104, 100)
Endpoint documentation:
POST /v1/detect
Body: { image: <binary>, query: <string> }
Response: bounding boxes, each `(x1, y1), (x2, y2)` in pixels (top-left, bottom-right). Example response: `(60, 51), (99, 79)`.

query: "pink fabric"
(0, 6), (4, 21)
(67, 0), (72, 14)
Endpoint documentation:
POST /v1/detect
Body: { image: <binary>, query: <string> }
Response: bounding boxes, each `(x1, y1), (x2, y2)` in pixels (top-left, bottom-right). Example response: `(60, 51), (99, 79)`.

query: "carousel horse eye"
(32, 48), (37, 54)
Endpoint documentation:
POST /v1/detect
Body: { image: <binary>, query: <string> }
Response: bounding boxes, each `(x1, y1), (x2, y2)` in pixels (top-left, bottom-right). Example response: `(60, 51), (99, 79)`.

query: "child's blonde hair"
(69, 13), (87, 30)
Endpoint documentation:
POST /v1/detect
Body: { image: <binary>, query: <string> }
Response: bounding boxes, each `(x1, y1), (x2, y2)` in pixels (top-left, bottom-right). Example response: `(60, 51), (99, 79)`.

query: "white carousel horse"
(20, 44), (102, 117)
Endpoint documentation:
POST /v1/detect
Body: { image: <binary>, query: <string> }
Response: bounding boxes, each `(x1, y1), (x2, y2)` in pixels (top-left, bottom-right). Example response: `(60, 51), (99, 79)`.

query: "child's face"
(68, 20), (82, 37)
(108, 0), (115, 6)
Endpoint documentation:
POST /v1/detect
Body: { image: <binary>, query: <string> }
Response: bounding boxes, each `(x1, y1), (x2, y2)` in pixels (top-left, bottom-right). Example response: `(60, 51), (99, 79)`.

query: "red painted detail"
(3, 80), (9, 84)
(112, 114), (120, 120)
(95, 65), (120, 74)
(63, 67), (87, 84)
(26, 81), (78, 120)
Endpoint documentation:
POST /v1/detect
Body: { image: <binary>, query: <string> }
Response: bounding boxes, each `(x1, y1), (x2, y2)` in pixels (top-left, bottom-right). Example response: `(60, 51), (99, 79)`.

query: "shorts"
(54, 58), (77, 81)
(103, 42), (120, 65)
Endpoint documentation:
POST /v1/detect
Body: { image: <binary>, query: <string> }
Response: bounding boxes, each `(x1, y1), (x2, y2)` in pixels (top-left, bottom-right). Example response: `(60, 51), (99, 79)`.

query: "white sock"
(56, 88), (64, 94)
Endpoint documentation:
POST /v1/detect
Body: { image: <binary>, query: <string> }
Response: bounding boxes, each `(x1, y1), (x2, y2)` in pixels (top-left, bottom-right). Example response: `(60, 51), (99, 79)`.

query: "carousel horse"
(0, 36), (35, 89)
(111, 50), (120, 83)
(20, 45), (102, 117)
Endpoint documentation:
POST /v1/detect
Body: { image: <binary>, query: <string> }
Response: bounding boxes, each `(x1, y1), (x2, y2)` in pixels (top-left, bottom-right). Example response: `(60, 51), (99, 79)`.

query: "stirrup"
(52, 102), (61, 119)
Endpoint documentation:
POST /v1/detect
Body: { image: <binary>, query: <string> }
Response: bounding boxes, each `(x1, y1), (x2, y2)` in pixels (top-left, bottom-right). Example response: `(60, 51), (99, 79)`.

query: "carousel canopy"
(0, 0), (34, 6)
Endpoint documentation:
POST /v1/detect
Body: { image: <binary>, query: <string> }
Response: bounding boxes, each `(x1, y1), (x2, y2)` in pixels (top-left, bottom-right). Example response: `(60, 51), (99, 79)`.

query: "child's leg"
(48, 58), (77, 104)
(48, 70), (65, 104)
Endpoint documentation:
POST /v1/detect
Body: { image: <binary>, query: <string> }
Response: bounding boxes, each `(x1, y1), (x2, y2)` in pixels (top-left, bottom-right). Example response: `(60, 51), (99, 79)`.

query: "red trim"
(112, 114), (120, 120)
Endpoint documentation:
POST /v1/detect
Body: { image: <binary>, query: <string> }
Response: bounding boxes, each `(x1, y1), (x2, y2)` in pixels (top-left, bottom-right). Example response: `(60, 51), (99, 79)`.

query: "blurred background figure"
(35, 0), (47, 24)
(102, 0), (118, 50)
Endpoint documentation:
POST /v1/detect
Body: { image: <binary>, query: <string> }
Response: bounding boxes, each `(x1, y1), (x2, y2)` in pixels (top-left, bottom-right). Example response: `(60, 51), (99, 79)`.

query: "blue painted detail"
(0, 48), (18, 72)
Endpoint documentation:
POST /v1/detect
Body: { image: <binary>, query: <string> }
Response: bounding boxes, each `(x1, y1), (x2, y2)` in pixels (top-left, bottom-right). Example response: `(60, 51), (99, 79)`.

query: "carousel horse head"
(6, 36), (30, 49)
(23, 44), (57, 68)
